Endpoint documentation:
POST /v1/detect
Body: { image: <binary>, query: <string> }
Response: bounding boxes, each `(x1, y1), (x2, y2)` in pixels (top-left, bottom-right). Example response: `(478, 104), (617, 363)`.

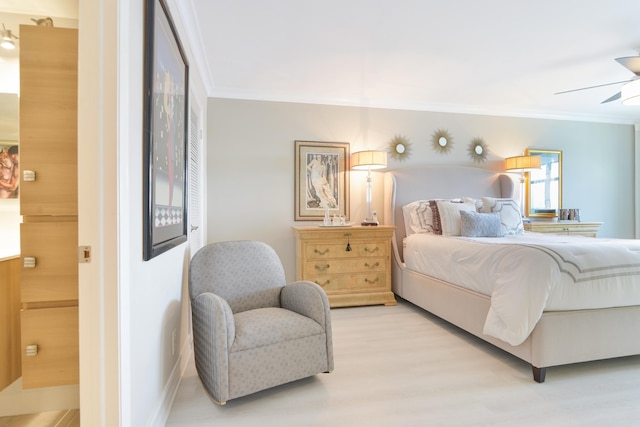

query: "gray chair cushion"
(231, 307), (324, 352)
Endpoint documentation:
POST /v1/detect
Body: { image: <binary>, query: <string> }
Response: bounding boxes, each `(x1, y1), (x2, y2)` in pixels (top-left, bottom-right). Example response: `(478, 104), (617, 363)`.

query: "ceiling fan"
(555, 55), (640, 104)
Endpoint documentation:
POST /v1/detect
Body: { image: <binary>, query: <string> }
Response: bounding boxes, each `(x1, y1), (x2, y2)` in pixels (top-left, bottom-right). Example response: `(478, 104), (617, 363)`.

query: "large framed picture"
(143, 0), (189, 260)
(295, 141), (350, 221)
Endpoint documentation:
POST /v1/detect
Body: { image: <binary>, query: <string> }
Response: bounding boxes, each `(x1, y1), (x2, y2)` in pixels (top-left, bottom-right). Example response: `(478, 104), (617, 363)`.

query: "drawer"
(20, 221), (78, 303)
(307, 272), (388, 293)
(304, 256), (386, 275)
(21, 305), (79, 389)
(304, 241), (387, 260)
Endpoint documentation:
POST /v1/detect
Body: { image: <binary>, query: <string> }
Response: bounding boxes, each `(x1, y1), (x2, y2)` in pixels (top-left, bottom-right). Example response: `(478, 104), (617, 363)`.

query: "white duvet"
(404, 232), (640, 346)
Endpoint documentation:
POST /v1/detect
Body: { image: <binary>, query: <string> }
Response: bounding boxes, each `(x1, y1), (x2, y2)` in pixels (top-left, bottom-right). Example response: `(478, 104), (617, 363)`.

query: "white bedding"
(404, 232), (640, 346)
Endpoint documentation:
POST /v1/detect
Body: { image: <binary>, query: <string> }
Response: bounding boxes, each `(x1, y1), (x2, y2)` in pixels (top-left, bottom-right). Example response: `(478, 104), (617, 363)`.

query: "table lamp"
(351, 150), (387, 225)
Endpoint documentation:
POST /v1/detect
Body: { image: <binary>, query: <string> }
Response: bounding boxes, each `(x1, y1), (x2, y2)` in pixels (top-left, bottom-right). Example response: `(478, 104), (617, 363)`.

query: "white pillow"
(481, 197), (524, 235)
(436, 200), (477, 236)
(402, 200), (433, 235)
(463, 197), (483, 212)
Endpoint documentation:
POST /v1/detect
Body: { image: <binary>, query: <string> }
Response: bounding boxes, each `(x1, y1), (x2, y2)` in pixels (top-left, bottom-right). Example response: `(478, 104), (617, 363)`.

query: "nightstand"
(292, 225), (397, 308)
(524, 221), (603, 237)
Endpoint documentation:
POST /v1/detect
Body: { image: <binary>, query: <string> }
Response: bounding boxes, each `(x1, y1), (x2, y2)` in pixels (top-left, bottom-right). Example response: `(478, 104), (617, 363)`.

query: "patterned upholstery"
(189, 241), (334, 404)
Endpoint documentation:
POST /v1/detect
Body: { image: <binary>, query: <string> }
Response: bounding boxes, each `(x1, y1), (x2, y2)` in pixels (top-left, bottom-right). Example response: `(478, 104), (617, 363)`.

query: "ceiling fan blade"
(554, 79), (633, 95)
(600, 92), (621, 104)
(615, 56), (640, 75)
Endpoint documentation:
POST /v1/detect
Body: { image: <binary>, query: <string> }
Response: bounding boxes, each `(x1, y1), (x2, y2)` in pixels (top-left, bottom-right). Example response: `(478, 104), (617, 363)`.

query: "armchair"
(189, 240), (334, 405)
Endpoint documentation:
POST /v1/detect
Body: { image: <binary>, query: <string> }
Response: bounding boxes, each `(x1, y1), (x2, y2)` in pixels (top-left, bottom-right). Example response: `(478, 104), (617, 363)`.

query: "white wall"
(78, 0), (206, 425)
(207, 98), (635, 281)
(0, 200), (20, 259)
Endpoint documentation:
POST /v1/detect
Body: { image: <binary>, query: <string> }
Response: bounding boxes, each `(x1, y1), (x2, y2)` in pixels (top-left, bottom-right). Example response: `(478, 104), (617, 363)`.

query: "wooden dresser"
(293, 225), (396, 308)
(524, 221), (603, 237)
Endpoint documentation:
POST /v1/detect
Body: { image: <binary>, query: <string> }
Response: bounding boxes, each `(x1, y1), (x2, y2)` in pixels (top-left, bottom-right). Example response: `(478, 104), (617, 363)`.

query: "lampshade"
(1, 25), (16, 50)
(351, 150), (387, 170)
(621, 79), (640, 106)
(504, 155), (541, 171)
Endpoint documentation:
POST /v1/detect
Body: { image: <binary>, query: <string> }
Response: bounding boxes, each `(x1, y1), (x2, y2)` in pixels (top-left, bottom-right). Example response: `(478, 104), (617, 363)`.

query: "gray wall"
(207, 98), (635, 281)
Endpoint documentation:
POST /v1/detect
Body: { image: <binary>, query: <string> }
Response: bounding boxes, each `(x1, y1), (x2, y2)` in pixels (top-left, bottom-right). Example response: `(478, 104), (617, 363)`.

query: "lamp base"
(361, 219), (379, 226)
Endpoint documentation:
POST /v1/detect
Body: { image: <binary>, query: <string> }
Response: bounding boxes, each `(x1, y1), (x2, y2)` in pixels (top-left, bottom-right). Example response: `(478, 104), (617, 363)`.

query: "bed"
(383, 165), (640, 382)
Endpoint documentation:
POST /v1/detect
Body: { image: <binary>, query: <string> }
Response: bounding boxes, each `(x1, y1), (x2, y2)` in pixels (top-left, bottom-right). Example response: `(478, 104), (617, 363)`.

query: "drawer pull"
(364, 277), (379, 284)
(23, 257), (37, 268)
(364, 246), (380, 254)
(314, 263), (330, 272)
(25, 344), (38, 357)
(314, 248), (330, 255)
(23, 170), (37, 182)
(315, 279), (330, 287)
(364, 262), (380, 269)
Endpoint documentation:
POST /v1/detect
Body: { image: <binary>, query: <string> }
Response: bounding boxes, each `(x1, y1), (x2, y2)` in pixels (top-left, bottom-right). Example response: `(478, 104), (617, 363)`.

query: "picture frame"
(0, 143), (19, 199)
(295, 141), (350, 221)
(143, 0), (189, 260)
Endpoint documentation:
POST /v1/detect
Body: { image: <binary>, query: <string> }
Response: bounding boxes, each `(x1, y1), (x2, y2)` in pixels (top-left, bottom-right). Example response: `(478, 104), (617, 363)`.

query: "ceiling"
(176, 0), (640, 124)
(2, 0), (640, 135)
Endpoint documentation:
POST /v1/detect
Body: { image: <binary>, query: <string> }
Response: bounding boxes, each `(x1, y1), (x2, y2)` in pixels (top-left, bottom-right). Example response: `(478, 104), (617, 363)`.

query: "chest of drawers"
(524, 221), (603, 237)
(293, 225), (396, 307)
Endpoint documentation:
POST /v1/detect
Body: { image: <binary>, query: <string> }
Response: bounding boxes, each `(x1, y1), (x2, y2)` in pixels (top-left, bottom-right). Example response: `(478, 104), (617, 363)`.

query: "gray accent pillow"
(460, 211), (503, 237)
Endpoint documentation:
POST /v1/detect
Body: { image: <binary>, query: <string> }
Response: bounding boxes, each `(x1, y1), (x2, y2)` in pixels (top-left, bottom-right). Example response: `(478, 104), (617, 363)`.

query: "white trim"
(78, 0), (121, 425)
(206, 90), (640, 126)
(148, 340), (193, 427)
(635, 123), (640, 239)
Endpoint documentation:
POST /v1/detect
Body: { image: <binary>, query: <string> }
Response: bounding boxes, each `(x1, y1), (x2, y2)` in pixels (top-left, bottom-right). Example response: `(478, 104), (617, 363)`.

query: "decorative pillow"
(429, 200), (442, 235)
(460, 211), (503, 237)
(435, 200), (477, 236)
(481, 197), (524, 235)
(415, 201), (434, 233)
(463, 197), (483, 212)
(402, 200), (433, 235)
(426, 198), (464, 235)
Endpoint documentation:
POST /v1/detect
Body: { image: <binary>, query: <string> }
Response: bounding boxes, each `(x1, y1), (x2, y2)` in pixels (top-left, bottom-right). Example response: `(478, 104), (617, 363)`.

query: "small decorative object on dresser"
(524, 221), (603, 237)
(293, 225), (396, 307)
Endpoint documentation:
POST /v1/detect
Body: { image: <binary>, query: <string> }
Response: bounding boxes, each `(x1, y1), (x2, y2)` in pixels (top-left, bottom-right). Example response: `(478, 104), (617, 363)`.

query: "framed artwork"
(295, 141), (350, 221)
(0, 143), (19, 199)
(143, 0), (189, 260)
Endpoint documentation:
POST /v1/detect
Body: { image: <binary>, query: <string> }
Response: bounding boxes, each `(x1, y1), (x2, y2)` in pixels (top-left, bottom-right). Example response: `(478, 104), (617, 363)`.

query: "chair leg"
(207, 394), (227, 406)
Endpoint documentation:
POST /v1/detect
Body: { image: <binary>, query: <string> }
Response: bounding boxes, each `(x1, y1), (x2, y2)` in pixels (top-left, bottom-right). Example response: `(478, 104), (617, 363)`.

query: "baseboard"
(147, 334), (193, 427)
(0, 377), (79, 417)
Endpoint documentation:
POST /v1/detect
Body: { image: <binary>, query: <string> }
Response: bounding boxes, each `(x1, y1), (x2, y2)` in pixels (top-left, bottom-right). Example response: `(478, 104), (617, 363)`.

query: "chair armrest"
(281, 281), (334, 371)
(191, 292), (235, 403)
(281, 281), (331, 330)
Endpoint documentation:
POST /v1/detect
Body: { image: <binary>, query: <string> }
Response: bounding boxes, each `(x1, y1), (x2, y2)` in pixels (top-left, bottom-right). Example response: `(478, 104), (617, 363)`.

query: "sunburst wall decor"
(468, 137), (488, 163)
(388, 134), (412, 161)
(431, 129), (453, 154)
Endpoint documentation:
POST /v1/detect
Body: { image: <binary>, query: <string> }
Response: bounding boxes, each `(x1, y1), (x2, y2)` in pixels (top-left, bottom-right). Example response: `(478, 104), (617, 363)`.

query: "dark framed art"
(143, 0), (189, 260)
(295, 140), (350, 221)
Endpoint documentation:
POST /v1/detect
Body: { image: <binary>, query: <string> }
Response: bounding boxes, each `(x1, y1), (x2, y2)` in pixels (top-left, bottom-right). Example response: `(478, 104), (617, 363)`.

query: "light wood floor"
(0, 409), (79, 427)
(167, 298), (640, 427)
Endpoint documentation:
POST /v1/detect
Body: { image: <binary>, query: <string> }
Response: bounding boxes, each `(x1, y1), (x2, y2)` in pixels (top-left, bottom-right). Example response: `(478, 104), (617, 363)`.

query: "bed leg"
(532, 366), (546, 383)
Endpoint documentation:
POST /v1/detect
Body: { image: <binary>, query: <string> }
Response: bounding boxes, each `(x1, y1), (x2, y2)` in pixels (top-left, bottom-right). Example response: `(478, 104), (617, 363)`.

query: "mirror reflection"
(525, 149), (562, 218)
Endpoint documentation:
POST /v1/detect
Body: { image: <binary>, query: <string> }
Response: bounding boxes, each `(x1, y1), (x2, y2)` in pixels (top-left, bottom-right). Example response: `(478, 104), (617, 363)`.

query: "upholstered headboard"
(383, 166), (515, 264)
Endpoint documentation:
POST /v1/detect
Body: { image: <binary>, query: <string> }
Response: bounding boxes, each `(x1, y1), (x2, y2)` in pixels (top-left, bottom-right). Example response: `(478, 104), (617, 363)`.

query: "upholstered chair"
(189, 240), (334, 405)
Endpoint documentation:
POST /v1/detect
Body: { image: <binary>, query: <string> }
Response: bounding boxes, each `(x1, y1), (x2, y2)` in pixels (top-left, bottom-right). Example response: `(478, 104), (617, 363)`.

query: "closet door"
(21, 306), (79, 388)
(20, 221), (78, 303)
(19, 26), (78, 216)
(189, 103), (205, 256)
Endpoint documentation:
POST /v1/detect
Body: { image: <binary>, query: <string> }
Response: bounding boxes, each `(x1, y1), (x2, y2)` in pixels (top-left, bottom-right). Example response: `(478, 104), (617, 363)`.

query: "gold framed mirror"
(525, 149), (562, 218)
